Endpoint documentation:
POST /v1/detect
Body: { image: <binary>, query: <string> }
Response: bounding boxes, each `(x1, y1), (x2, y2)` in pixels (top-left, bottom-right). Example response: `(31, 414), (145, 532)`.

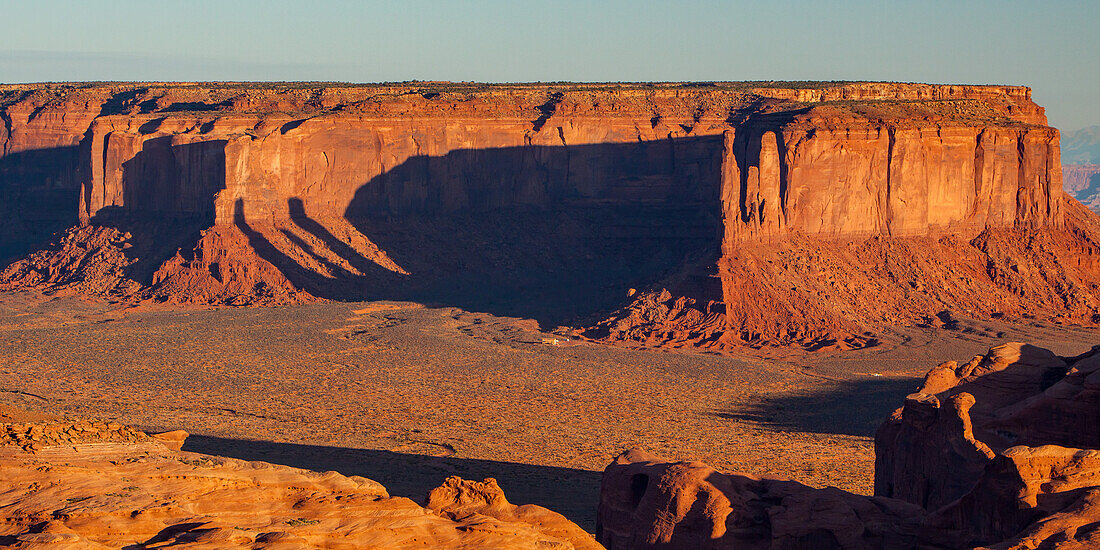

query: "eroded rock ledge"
(597, 342), (1100, 549)
(0, 418), (600, 549)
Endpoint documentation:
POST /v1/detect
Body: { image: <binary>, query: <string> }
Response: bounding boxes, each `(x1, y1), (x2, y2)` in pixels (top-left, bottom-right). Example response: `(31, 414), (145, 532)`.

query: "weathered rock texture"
(875, 343), (1100, 507)
(0, 417), (601, 549)
(597, 342), (1100, 549)
(0, 82), (1095, 346)
(597, 449), (924, 550)
(874, 342), (1100, 548)
(427, 476), (605, 550)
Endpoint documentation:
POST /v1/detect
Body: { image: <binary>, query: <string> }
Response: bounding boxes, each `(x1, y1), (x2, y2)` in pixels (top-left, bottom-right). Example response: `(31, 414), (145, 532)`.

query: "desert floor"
(1, 290), (1096, 530)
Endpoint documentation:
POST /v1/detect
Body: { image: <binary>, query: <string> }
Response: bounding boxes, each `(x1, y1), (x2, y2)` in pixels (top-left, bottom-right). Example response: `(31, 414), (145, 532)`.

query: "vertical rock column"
(1016, 128), (1063, 228)
(720, 129), (786, 245)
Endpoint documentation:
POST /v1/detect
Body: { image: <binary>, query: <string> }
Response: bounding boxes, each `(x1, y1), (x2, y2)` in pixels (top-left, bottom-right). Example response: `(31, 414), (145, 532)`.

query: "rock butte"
(596, 342), (1100, 549)
(0, 81), (1097, 348)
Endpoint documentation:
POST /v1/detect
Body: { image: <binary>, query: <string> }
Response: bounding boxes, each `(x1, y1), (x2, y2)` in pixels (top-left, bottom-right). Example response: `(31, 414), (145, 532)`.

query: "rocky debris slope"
(1, 82), (1096, 348)
(596, 342), (1100, 549)
(592, 197), (1100, 350)
(0, 416), (601, 549)
(0, 223), (313, 306)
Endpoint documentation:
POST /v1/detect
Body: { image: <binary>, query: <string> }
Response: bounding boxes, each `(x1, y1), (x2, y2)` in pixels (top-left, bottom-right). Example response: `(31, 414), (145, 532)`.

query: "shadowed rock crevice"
(532, 91), (564, 132)
(0, 146), (82, 266)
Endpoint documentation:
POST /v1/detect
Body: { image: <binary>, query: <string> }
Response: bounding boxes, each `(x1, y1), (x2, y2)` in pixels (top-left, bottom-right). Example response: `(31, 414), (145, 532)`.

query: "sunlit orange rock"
(597, 343), (1100, 549)
(1, 82), (1095, 348)
(0, 418), (599, 549)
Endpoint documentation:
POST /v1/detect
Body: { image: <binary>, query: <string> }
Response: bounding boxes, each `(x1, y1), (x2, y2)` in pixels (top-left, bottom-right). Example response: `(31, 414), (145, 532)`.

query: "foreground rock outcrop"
(875, 338), (1100, 510)
(0, 416), (600, 549)
(1, 82), (1097, 347)
(597, 342), (1100, 549)
(597, 449), (924, 549)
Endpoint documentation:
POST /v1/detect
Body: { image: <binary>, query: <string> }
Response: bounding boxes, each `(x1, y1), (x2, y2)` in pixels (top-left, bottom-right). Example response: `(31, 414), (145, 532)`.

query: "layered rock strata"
(596, 342), (1100, 549)
(0, 82), (1093, 346)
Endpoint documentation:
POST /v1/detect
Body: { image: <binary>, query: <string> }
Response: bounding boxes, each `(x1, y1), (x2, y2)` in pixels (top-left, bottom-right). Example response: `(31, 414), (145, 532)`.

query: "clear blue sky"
(2, 0), (1095, 131)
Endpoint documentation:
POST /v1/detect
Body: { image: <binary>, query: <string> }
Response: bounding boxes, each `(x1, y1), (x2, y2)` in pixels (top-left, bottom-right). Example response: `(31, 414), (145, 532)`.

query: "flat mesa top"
(0, 81), (1038, 101)
(0, 81), (1045, 127)
(0, 80), (1029, 90)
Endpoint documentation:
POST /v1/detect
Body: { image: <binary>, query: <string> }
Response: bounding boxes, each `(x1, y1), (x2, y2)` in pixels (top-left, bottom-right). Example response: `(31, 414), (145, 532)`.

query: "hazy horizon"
(2, 1), (1096, 131)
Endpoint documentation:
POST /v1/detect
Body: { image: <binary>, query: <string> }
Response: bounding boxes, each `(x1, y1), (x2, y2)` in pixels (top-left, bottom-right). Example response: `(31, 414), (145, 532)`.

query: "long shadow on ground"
(716, 377), (922, 437)
(181, 435), (603, 531)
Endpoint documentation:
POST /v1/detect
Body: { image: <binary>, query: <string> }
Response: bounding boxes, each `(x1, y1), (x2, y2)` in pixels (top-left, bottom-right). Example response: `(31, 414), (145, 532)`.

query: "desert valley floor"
(2, 290), (1096, 531)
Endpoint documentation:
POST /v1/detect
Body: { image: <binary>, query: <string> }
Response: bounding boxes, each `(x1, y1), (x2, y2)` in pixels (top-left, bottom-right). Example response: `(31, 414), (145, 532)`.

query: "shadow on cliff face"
(235, 137), (724, 328)
(4, 136), (725, 327)
(181, 434), (602, 531)
(88, 139), (229, 284)
(0, 146), (82, 267)
(715, 377), (921, 437)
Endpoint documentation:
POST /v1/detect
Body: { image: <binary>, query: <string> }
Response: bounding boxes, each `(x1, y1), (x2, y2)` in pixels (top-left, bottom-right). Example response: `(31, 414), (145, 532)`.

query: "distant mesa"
(0, 81), (1096, 349)
(1062, 125), (1100, 213)
(1062, 125), (1100, 164)
(1062, 163), (1100, 213)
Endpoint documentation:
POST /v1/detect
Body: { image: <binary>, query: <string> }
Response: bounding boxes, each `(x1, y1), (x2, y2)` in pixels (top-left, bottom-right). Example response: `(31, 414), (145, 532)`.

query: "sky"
(1, 0), (1096, 131)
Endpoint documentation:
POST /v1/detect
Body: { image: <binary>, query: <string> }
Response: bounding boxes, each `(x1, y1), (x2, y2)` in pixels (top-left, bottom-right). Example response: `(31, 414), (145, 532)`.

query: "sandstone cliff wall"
(0, 82), (1090, 347)
(722, 123), (1062, 245)
(0, 83), (1058, 236)
(80, 114), (725, 224)
(40, 84), (1057, 239)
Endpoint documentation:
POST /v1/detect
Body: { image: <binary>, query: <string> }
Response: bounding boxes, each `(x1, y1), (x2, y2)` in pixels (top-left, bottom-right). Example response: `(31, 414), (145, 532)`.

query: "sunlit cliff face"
(1, 82), (1093, 349)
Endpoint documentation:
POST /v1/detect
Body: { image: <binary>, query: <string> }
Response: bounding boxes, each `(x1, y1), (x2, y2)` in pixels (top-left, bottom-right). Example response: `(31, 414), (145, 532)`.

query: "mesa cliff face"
(722, 119), (1061, 243)
(0, 82), (1093, 346)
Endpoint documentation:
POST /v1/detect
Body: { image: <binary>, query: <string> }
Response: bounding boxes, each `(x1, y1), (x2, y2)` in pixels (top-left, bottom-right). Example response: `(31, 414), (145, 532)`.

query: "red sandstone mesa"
(596, 342), (1100, 549)
(0, 82), (1096, 348)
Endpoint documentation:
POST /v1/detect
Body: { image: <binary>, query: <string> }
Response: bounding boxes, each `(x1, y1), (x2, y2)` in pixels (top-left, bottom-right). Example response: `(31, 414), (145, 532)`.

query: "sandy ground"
(0, 290), (1096, 530)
